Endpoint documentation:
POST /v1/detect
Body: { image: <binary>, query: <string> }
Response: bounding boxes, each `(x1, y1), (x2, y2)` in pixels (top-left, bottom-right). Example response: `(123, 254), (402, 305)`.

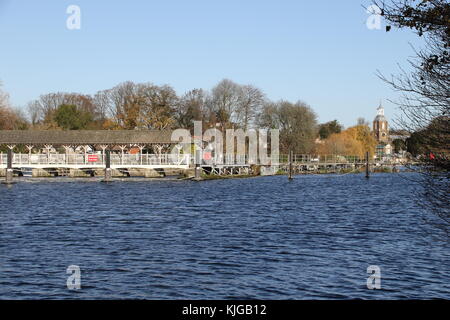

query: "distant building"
(373, 104), (392, 158)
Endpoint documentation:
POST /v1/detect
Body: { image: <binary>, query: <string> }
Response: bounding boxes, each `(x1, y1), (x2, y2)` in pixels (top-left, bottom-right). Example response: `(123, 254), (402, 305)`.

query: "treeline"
(1, 79), (377, 156)
(25, 79), (267, 132)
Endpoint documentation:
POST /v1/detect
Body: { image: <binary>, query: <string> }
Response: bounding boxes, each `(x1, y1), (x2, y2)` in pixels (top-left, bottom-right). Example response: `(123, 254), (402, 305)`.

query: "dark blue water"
(0, 174), (449, 299)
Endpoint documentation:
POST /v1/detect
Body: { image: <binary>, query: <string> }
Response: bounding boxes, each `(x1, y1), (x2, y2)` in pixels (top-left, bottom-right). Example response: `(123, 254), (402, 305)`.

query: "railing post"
(28, 146), (33, 165)
(120, 146), (125, 165)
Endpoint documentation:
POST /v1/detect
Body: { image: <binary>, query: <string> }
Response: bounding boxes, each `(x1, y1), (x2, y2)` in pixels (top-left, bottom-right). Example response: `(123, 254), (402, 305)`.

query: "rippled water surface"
(0, 173), (449, 299)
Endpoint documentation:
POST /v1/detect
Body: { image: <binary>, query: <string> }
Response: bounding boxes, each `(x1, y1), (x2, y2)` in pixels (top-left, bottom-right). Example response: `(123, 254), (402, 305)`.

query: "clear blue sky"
(0, 0), (422, 127)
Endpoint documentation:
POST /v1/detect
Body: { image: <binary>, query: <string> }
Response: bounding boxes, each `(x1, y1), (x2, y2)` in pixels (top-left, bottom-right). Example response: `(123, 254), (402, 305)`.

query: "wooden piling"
(365, 151), (370, 179)
(103, 149), (112, 182)
(193, 149), (202, 181)
(288, 150), (293, 180)
(3, 149), (13, 184)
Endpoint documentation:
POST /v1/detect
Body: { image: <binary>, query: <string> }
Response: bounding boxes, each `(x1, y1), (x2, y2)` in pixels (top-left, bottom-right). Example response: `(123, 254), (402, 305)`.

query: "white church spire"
(377, 101), (385, 116)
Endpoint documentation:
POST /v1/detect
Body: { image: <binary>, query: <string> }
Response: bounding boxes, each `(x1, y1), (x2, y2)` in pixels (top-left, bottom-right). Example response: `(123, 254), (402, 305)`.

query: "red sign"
(203, 152), (212, 160)
(87, 155), (99, 163)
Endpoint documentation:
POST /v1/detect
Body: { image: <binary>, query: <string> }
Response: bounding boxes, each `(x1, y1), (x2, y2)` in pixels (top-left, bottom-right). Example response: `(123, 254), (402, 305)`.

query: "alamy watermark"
(367, 265), (381, 290)
(171, 121), (280, 168)
(67, 265), (81, 290)
(366, 5), (382, 30)
(66, 5), (81, 30)
(65, 4), (384, 32)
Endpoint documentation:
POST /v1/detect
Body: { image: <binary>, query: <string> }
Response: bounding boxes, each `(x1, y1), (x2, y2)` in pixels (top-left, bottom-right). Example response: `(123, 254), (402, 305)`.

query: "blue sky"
(0, 0), (422, 127)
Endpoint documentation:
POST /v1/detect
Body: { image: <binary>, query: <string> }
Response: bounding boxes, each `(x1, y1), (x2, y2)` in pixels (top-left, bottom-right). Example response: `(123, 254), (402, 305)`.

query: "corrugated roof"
(0, 130), (175, 145)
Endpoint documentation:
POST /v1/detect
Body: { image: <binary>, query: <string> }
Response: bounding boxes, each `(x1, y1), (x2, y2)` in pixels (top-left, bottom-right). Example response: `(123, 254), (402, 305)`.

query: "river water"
(0, 173), (448, 299)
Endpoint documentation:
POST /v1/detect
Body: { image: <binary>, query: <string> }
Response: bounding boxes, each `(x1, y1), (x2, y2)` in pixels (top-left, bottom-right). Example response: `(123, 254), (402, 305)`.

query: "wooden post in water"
(103, 149), (112, 182)
(4, 149), (13, 184)
(365, 151), (370, 179)
(193, 149), (202, 181)
(288, 150), (293, 180)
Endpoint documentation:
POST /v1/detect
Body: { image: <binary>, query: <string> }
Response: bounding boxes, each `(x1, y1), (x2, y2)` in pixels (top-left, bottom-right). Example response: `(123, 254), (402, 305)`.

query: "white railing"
(0, 153), (190, 167)
(196, 154), (278, 166)
(0, 152), (368, 167)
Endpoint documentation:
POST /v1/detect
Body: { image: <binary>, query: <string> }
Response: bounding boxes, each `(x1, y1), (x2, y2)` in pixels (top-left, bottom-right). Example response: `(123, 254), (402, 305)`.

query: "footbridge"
(0, 130), (192, 181)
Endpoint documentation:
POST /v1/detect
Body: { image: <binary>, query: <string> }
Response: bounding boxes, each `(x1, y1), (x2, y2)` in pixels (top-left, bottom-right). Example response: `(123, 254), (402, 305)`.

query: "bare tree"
(93, 90), (110, 123)
(210, 79), (242, 128)
(236, 85), (265, 130)
(176, 89), (208, 129)
(258, 100), (318, 154)
(104, 81), (142, 129)
(0, 81), (9, 109)
(0, 82), (29, 130)
(138, 83), (178, 130)
(27, 100), (42, 126)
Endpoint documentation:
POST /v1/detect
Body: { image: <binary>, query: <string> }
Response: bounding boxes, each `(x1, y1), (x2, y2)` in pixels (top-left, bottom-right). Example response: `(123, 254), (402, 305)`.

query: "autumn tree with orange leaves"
(318, 125), (377, 158)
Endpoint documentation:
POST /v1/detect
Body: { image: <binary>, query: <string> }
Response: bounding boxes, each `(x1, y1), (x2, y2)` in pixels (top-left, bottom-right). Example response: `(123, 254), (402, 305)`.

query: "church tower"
(373, 104), (389, 143)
